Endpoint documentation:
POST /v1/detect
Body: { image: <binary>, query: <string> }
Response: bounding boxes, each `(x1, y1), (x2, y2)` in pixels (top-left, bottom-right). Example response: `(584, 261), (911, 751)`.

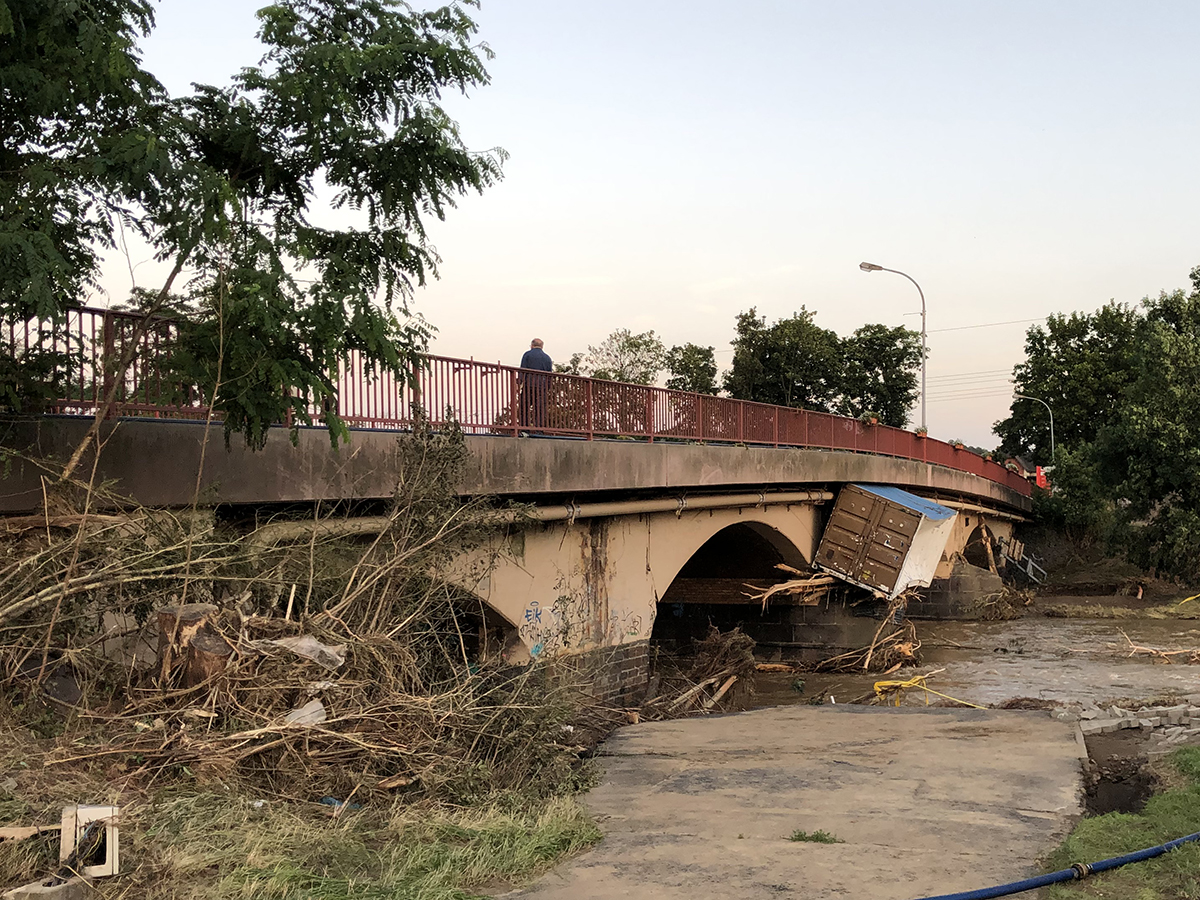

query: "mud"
(1082, 731), (1157, 815)
(749, 615), (1200, 710)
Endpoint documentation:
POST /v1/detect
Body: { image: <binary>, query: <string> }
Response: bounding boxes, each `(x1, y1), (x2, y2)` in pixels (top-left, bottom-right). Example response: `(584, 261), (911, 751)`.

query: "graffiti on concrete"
(519, 599), (564, 657)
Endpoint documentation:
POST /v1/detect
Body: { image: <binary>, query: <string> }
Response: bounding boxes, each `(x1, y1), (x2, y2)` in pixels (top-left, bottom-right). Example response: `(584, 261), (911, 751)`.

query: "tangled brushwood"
(641, 626), (758, 719)
(0, 419), (608, 802)
(801, 592), (923, 674)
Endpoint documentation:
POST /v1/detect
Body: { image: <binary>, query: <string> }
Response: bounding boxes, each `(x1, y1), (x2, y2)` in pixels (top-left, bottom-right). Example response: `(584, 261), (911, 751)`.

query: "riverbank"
(0, 776), (599, 900)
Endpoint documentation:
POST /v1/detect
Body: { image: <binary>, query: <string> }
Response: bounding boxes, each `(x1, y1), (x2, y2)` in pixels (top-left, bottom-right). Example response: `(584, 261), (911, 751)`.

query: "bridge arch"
(649, 517), (816, 653)
(461, 502), (824, 665)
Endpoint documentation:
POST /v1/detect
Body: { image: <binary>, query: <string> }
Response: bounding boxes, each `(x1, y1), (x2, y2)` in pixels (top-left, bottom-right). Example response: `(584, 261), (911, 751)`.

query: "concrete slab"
(516, 705), (1083, 900)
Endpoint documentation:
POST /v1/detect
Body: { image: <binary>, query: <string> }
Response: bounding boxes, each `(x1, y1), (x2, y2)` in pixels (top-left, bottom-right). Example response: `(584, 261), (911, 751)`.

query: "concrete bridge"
(2, 307), (1032, 701)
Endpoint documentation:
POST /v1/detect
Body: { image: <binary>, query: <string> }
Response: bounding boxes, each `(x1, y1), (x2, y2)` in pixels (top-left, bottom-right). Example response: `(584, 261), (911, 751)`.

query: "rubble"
(1075, 703), (1200, 754)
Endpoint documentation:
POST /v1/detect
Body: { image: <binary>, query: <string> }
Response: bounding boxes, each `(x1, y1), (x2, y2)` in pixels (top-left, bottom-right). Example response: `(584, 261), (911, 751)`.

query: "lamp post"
(1013, 394), (1055, 463)
(859, 262), (927, 431)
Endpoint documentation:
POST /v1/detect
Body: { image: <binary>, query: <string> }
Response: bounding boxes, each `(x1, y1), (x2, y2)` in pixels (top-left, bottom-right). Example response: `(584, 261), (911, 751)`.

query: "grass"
(1045, 747), (1200, 899)
(1, 787), (600, 899)
(787, 829), (843, 844)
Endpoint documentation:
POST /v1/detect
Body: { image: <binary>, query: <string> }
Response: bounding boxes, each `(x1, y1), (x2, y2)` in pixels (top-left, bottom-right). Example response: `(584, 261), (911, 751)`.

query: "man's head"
(530, 338), (544, 349)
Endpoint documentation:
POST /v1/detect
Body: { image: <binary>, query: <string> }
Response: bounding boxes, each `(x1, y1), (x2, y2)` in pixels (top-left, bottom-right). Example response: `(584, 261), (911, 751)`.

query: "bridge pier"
(460, 502), (827, 702)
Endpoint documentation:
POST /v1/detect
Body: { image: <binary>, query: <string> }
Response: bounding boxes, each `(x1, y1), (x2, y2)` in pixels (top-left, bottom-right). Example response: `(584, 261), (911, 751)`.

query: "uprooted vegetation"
(0, 421), (612, 896)
(641, 626), (759, 719)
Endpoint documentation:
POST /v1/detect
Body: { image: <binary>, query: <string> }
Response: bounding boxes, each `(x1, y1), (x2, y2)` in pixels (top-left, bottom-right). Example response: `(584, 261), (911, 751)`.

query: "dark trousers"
(519, 374), (548, 428)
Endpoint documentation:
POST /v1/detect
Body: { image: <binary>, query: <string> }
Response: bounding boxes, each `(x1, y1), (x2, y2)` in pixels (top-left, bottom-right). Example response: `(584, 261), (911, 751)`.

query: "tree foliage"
(0, 0), (165, 322)
(573, 328), (666, 385)
(723, 308), (842, 409)
(665, 342), (718, 394)
(1, 0), (504, 449)
(994, 302), (1141, 466)
(1005, 266), (1200, 579)
(836, 323), (922, 426)
(723, 308), (920, 425)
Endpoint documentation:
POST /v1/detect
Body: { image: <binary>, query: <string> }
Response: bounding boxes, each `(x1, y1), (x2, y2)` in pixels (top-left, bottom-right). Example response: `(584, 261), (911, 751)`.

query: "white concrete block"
(59, 805), (118, 878)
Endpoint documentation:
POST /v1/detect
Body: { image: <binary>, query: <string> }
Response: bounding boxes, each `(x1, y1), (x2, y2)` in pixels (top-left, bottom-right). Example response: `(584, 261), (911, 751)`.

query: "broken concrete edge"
(1075, 703), (1200, 754)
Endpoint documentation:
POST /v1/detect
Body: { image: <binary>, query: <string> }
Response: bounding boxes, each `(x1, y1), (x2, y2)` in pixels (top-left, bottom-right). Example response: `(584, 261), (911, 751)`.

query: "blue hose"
(914, 831), (1200, 900)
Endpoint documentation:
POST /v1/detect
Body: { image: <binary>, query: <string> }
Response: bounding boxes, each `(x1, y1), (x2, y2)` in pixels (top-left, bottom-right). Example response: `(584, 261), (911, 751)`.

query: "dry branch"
(741, 564), (836, 611)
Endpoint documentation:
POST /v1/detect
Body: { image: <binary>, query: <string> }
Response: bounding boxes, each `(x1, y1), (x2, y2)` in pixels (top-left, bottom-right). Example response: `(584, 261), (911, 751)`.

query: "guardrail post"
(773, 408), (779, 447)
(509, 368), (520, 437)
(737, 403), (744, 442)
(697, 394), (704, 442)
(645, 389), (654, 442)
(101, 312), (115, 416)
(585, 378), (594, 440)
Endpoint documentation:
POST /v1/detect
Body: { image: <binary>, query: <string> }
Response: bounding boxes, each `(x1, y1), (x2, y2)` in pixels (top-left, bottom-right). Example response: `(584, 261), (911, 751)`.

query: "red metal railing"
(9, 307), (1032, 497)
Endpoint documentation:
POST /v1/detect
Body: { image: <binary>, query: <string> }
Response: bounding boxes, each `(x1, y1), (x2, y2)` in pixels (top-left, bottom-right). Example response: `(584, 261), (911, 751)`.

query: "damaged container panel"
(815, 484), (958, 599)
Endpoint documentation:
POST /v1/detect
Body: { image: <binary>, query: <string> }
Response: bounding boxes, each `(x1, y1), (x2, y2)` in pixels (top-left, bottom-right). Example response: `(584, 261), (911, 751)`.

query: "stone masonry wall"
(552, 640), (650, 707)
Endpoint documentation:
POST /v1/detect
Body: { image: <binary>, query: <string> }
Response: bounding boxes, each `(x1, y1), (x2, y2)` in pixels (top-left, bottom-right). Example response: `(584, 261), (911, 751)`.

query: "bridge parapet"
(13, 306), (1030, 499)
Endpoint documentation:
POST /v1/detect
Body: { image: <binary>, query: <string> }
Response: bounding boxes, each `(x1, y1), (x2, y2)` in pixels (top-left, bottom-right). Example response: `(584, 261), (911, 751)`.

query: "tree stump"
(156, 604), (232, 686)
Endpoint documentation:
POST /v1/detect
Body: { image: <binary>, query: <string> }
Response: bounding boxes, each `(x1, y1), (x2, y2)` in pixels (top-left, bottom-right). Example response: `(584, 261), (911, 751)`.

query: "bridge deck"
(0, 417), (1031, 514)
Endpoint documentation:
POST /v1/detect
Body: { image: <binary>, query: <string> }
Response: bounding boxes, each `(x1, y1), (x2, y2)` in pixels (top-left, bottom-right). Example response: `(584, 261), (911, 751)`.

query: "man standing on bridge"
(519, 338), (553, 430)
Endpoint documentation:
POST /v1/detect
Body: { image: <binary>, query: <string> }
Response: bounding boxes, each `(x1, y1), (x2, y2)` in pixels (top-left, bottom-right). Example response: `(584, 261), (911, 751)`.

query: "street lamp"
(1013, 394), (1055, 463)
(859, 262), (927, 431)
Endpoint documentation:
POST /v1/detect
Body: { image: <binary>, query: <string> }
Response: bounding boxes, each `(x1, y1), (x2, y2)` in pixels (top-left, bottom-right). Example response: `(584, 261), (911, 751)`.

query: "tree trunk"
(156, 603), (232, 686)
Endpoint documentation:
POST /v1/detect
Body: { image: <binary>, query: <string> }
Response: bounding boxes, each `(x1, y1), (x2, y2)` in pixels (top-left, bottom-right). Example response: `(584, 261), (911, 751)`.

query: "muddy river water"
(752, 614), (1200, 709)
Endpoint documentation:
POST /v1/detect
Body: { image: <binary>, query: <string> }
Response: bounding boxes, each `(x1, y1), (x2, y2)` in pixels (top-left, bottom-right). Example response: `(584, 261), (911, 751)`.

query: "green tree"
(2, 0), (504, 467)
(1096, 276), (1200, 575)
(997, 266), (1200, 579)
(553, 352), (584, 376)
(836, 323), (921, 426)
(0, 0), (169, 415)
(0, 0), (165, 322)
(994, 302), (1141, 466)
(580, 328), (666, 384)
(723, 308), (841, 409)
(665, 343), (718, 394)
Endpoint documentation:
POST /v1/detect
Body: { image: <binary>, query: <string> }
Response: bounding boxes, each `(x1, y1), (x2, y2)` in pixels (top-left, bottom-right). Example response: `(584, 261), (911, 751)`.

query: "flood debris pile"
(1115, 630), (1200, 663)
(970, 585), (1035, 620)
(806, 591), (923, 674)
(741, 565), (836, 611)
(0, 425), (609, 896)
(641, 626), (757, 719)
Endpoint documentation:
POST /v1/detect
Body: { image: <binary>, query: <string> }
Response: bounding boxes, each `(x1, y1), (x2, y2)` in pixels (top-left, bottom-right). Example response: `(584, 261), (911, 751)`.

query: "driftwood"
(702, 674), (739, 710)
(743, 565), (837, 611)
(1116, 630), (1200, 664)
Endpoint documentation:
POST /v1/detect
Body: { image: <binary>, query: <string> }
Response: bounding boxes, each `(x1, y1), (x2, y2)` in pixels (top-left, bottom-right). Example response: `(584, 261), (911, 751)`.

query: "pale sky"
(102, 1), (1200, 448)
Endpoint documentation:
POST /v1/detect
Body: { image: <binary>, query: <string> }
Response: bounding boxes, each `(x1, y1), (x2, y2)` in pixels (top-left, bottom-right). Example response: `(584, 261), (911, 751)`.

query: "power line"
(921, 388), (1017, 398)
(927, 394), (1016, 403)
(926, 368), (1012, 381)
(928, 317), (1046, 334)
(925, 375), (1014, 387)
(927, 383), (1014, 394)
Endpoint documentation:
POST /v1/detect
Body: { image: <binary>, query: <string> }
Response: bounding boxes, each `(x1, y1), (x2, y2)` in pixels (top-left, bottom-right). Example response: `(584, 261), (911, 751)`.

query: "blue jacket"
(520, 347), (553, 372)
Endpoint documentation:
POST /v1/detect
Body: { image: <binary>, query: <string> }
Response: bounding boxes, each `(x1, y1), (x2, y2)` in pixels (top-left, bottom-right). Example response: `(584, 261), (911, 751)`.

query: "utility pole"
(859, 262), (926, 431)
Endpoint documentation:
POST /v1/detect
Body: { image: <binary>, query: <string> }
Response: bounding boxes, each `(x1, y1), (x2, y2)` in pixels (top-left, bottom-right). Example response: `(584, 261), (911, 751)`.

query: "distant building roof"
(1005, 455), (1035, 475)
